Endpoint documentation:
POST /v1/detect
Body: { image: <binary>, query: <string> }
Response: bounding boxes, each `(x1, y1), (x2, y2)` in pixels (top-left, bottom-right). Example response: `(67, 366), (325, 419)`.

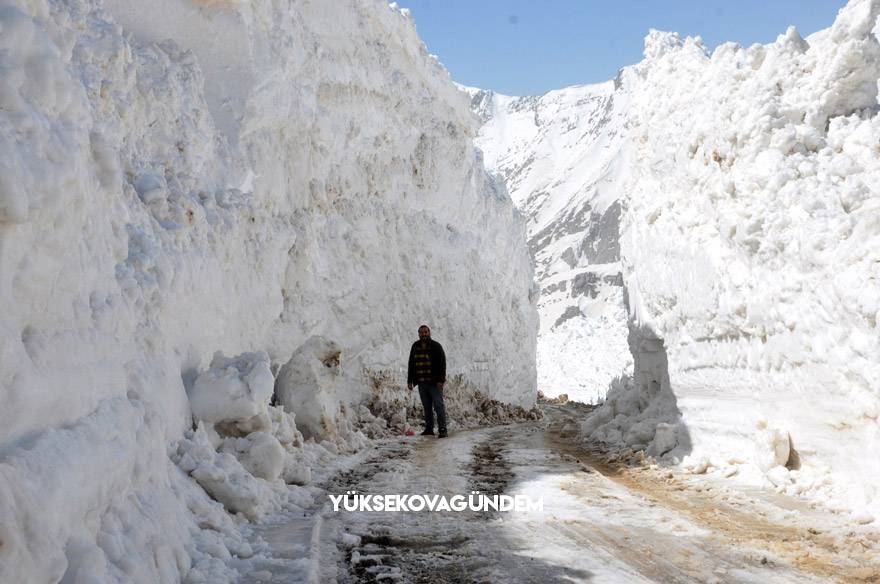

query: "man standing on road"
(407, 324), (448, 438)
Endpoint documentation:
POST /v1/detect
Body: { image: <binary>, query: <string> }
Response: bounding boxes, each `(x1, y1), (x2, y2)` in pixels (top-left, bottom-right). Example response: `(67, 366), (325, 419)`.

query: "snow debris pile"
(173, 423), (286, 522)
(173, 351), (315, 523)
(362, 368), (542, 438)
(274, 336), (373, 455)
(438, 375), (543, 427)
(577, 0), (880, 519)
(0, 0), (537, 581)
(466, 82), (633, 403)
(580, 323), (686, 456)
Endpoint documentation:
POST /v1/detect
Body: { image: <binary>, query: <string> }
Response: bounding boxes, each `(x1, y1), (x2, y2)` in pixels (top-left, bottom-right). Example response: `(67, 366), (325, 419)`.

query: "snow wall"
(469, 0), (880, 519)
(0, 0), (537, 581)
(587, 0), (880, 519)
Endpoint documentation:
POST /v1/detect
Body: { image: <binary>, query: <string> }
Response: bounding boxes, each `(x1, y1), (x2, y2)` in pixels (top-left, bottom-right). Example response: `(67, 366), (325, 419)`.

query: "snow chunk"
(189, 352), (274, 433)
(766, 465), (792, 488)
(643, 29), (684, 60)
(275, 337), (342, 440)
(683, 455), (710, 475)
(647, 422), (680, 457)
(220, 431), (285, 482)
(753, 421), (791, 472)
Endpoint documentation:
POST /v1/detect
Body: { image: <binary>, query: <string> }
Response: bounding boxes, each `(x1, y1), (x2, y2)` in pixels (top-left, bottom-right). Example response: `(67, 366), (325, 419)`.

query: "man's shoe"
(420, 429), (434, 436)
(437, 430), (448, 438)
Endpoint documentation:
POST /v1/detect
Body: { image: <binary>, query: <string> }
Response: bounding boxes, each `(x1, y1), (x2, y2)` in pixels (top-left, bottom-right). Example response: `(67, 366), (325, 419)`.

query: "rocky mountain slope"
(464, 80), (633, 403)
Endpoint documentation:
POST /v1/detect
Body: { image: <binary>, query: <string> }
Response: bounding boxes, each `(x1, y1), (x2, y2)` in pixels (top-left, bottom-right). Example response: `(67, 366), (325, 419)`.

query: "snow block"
(188, 352), (274, 434)
(647, 422), (680, 457)
(753, 421), (791, 472)
(220, 431), (285, 482)
(275, 336), (343, 440)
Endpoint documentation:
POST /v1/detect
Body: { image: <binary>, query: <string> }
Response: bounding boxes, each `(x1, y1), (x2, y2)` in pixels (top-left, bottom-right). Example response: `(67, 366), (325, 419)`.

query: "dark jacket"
(407, 338), (446, 386)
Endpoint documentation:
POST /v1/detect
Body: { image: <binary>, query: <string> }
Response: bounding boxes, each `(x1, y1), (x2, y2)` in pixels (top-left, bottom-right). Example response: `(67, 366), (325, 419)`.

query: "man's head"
(418, 325), (431, 342)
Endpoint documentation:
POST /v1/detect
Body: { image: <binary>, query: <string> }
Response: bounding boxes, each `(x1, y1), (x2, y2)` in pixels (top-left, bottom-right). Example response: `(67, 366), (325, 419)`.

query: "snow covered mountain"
(471, 0), (880, 522)
(464, 80), (633, 403)
(0, 0), (536, 581)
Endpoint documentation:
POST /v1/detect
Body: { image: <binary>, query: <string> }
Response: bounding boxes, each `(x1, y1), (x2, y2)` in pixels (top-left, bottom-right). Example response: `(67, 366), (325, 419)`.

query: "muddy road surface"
(244, 404), (880, 583)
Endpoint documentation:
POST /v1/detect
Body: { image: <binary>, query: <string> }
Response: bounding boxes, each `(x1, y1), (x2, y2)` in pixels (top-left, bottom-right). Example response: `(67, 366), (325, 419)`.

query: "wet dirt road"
(247, 404), (880, 583)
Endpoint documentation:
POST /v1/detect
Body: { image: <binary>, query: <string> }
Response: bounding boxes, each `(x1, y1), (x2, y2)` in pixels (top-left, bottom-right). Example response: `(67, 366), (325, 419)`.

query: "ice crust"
(0, 0), (536, 581)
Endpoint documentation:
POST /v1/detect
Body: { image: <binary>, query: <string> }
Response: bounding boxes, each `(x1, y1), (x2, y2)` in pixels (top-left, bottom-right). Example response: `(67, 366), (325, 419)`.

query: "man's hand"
(407, 383), (413, 390)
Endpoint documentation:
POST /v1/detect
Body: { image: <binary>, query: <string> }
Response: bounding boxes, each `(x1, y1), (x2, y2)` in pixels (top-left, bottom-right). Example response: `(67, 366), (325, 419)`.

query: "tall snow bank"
(587, 0), (880, 517)
(0, 0), (536, 580)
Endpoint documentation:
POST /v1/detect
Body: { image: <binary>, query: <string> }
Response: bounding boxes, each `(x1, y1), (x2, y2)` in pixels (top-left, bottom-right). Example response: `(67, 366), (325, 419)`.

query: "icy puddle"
(246, 404), (880, 583)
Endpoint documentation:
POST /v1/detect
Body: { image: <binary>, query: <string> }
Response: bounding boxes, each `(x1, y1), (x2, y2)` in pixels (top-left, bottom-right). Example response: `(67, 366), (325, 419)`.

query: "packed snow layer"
(0, 0), (536, 581)
(464, 82), (633, 402)
(583, 0), (880, 519)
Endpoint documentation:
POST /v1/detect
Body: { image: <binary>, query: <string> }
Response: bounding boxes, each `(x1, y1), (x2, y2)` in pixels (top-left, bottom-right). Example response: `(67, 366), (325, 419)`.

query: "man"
(406, 324), (447, 438)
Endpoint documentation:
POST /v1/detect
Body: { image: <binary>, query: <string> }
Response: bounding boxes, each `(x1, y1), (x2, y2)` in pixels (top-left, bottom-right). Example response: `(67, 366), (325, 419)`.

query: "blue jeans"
(418, 383), (446, 432)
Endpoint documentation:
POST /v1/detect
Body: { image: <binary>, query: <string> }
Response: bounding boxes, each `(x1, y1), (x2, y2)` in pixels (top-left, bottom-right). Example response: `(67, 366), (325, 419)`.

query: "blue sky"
(398, 1), (849, 96)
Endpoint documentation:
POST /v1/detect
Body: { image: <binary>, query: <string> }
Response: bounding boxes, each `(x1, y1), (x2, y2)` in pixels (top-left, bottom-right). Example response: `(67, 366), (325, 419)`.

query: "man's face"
(418, 327), (430, 341)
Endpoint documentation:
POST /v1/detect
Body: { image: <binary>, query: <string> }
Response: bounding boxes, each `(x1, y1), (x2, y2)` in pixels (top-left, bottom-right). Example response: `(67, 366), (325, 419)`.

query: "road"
(241, 404), (880, 583)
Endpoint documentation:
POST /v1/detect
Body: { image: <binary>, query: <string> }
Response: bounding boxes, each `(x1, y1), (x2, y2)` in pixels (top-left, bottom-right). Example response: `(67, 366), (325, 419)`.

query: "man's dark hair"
(418, 324), (430, 331)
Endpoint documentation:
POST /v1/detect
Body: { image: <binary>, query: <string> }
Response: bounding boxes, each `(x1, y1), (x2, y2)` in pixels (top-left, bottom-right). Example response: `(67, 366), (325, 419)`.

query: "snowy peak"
(457, 85), (498, 124)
